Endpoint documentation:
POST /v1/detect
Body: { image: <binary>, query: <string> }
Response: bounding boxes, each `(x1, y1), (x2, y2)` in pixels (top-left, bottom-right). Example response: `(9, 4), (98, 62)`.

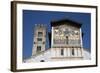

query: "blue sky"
(23, 10), (91, 59)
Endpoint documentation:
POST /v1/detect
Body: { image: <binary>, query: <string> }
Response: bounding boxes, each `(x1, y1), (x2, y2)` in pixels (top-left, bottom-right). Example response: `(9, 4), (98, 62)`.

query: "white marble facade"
(51, 23), (83, 60)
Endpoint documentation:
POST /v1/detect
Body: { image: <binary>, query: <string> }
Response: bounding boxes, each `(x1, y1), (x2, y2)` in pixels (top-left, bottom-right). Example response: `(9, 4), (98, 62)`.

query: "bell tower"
(32, 24), (46, 56)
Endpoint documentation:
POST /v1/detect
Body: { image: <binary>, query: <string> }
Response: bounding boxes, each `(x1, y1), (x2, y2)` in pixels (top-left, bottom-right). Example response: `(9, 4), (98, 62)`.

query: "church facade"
(24, 19), (89, 63)
(51, 19), (83, 61)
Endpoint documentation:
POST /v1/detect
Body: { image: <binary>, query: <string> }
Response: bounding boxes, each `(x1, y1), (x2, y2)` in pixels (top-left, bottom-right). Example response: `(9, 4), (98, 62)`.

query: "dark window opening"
(66, 36), (68, 44)
(43, 42), (45, 44)
(34, 42), (36, 44)
(37, 46), (41, 52)
(37, 38), (42, 41)
(72, 48), (74, 55)
(38, 32), (43, 37)
(61, 49), (64, 55)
